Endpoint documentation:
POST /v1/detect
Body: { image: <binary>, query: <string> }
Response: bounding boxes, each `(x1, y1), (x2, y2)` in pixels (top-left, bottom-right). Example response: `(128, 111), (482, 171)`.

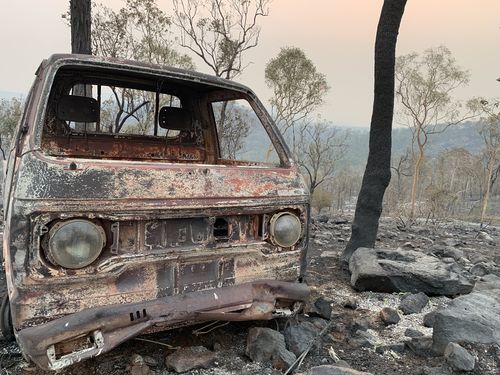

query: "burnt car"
(0, 54), (310, 370)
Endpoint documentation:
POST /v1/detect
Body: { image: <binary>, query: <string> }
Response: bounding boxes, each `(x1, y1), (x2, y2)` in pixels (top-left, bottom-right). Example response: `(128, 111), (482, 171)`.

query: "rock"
(317, 215), (330, 223)
(478, 231), (496, 245)
(441, 238), (461, 247)
(246, 327), (296, 370)
(419, 366), (449, 375)
(431, 246), (464, 261)
(405, 328), (424, 338)
(375, 343), (406, 354)
(335, 360), (351, 368)
(405, 336), (436, 357)
(423, 311), (437, 328)
(348, 330), (377, 348)
(284, 321), (318, 356)
(399, 292), (429, 314)
(380, 307), (401, 326)
(349, 247), (474, 296)
(432, 289), (500, 354)
(470, 262), (490, 277)
(309, 365), (373, 375)
(165, 346), (216, 373)
(127, 354), (151, 375)
(473, 274), (500, 291)
(310, 297), (332, 320)
(444, 342), (475, 371)
(403, 242), (415, 249)
(343, 297), (358, 310)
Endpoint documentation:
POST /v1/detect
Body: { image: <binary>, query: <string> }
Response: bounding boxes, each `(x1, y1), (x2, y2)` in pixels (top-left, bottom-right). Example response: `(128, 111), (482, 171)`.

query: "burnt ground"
(0, 217), (499, 375)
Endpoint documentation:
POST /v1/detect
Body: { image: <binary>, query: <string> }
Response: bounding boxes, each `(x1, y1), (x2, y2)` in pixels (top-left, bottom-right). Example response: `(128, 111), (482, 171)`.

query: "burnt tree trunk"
(70, 0), (92, 132)
(341, 0), (407, 267)
(70, 0), (91, 54)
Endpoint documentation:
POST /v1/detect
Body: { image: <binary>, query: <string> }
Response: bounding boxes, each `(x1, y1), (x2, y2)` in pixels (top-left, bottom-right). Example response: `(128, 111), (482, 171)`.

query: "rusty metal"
(17, 280), (309, 370)
(2, 54), (311, 371)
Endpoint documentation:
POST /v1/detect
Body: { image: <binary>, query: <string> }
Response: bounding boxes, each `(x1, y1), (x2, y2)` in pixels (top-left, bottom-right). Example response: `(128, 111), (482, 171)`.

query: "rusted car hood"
(15, 153), (307, 205)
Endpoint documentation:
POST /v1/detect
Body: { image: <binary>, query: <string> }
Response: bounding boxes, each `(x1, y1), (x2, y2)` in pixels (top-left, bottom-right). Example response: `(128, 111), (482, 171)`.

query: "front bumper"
(16, 280), (310, 370)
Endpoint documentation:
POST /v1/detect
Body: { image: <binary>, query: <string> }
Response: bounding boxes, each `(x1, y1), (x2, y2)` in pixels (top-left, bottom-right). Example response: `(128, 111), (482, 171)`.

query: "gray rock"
(432, 289), (500, 354)
(165, 346), (216, 373)
(348, 330), (376, 348)
(375, 343), (406, 354)
(127, 354), (151, 375)
(309, 365), (373, 375)
(349, 247), (474, 296)
(470, 262), (490, 277)
(432, 246), (464, 261)
(473, 274), (500, 291)
(311, 297), (332, 320)
(405, 328), (424, 338)
(246, 327), (296, 370)
(444, 342), (475, 371)
(405, 336), (437, 357)
(380, 307), (401, 326)
(343, 297), (358, 310)
(423, 311), (437, 328)
(284, 321), (318, 356)
(399, 292), (429, 314)
(478, 231), (496, 245)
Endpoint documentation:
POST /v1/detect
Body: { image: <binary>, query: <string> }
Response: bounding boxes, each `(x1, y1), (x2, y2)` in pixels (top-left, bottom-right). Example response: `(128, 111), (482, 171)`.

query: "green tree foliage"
(0, 98), (23, 159)
(468, 98), (500, 224)
(395, 46), (471, 218)
(265, 47), (329, 141)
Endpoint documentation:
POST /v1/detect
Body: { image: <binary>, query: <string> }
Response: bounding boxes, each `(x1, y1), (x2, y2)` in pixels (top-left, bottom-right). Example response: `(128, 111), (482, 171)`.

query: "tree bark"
(70, 0), (91, 54)
(341, 0), (407, 267)
(70, 0), (92, 132)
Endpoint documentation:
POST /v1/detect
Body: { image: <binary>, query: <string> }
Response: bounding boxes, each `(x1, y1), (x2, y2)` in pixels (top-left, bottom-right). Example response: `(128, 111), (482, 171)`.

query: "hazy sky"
(1, 0), (499, 127)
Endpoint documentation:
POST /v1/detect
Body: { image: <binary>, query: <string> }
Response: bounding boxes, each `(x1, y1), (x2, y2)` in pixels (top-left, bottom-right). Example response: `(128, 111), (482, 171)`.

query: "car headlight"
(47, 219), (106, 269)
(269, 212), (302, 248)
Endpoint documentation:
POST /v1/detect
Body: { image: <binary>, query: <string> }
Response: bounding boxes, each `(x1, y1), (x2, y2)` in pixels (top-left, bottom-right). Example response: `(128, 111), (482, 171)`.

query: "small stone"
(127, 354), (151, 375)
(478, 231), (496, 245)
(165, 346), (216, 373)
(284, 321), (318, 356)
(404, 328), (424, 338)
(423, 311), (436, 328)
(309, 365), (373, 375)
(444, 342), (475, 371)
(470, 262), (489, 277)
(343, 297), (358, 310)
(405, 337), (436, 357)
(380, 307), (401, 326)
(310, 297), (333, 320)
(375, 343), (406, 354)
(403, 242), (415, 248)
(246, 327), (296, 370)
(399, 292), (429, 314)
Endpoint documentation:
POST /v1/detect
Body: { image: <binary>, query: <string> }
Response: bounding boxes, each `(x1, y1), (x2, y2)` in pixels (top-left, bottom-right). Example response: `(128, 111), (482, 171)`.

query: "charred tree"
(70, 0), (92, 131)
(70, 0), (91, 54)
(341, 0), (407, 267)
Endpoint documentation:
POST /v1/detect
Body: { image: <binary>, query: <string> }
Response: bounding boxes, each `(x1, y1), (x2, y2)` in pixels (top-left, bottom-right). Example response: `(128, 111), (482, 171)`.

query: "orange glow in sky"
(1, 0), (499, 126)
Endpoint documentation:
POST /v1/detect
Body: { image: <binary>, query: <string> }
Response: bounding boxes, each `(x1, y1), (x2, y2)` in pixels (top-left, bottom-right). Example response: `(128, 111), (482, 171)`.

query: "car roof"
(40, 54), (254, 95)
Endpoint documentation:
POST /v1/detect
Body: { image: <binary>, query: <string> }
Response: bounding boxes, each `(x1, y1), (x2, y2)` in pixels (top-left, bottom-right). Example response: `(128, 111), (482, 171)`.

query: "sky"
(1, 0), (499, 127)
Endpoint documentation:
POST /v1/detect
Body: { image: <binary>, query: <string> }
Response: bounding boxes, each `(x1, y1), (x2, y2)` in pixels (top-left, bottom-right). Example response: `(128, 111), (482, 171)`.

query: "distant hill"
(342, 121), (484, 168)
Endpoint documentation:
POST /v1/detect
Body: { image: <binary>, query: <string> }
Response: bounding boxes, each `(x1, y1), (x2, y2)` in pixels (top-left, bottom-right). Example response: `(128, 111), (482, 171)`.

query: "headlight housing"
(47, 219), (106, 269)
(269, 212), (302, 248)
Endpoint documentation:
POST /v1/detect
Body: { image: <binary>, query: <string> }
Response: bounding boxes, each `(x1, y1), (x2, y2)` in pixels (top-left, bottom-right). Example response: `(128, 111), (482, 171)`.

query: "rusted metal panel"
(17, 281), (309, 370)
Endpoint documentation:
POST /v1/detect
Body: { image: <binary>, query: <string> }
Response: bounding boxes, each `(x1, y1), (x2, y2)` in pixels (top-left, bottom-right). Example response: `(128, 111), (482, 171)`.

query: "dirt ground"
(0, 217), (498, 375)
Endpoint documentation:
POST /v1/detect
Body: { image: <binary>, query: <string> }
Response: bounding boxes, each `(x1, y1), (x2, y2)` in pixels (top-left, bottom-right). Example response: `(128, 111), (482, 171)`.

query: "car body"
(1, 54), (310, 370)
